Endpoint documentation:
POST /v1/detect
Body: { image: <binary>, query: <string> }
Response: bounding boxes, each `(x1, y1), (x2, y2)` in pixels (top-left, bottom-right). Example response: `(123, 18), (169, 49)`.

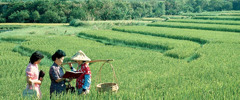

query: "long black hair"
(52, 49), (66, 61)
(30, 51), (44, 64)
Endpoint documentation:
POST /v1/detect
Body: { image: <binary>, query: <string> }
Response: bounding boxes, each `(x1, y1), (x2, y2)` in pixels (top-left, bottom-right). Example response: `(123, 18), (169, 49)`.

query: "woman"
(69, 50), (108, 95)
(25, 51), (44, 98)
(49, 49), (72, 98)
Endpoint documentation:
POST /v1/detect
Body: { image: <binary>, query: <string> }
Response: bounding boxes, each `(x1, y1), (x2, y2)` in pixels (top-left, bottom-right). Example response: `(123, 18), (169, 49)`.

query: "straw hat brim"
(71, 50), (91, 61)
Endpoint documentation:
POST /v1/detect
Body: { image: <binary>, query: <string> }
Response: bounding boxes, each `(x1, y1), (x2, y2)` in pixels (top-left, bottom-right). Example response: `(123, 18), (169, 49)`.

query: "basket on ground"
(95, 61), (119, 93)
(96, 83), (119, 92)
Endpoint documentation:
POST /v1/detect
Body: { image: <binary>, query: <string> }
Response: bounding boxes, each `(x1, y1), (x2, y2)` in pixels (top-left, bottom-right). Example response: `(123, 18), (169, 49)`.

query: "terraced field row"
(219, 13), (240, 16)
(0, 42), (29, 78)
(182, 11), (240, 16)
(193, 16), (240, 20)
(78, 30), (200, 59)
(148, 22), (240, 33)
(112, 26), (240, 44)
(168, 19), (240, 25)
(0, 25), (27, 30)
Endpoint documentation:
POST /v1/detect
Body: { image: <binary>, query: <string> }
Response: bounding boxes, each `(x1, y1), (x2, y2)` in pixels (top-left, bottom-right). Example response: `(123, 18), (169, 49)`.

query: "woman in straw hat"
(68, 50), (108, 95)
(49, 50), (73, 98)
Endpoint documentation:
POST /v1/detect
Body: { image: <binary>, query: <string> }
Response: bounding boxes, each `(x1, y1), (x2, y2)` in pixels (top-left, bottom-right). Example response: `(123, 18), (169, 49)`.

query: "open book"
(62, 71), (83, 79)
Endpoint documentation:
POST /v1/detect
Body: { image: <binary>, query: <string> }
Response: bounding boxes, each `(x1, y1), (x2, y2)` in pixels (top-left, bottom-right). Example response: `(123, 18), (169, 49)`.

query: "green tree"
(153, 2), (165, 17)
(195, 6), (202, 13)
(40, 10), (61, 23)
(8, 10), (29, 23)
(222, 1), (233, 10)
(31, 10), (40, 22)
(0, 17), (6, 23)
(70, 8), (87, 20)
(165, 0), (181, 15)
(232, 0), (240, 10)
(208, 0), (224, 11)
(109, 2), (129, 20)
(3, 2), (26, 20)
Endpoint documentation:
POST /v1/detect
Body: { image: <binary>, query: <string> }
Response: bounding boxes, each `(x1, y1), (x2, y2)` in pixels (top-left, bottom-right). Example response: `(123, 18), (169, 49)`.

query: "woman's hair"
(30, 51), (44, 64)
(52, 49), (66, 61)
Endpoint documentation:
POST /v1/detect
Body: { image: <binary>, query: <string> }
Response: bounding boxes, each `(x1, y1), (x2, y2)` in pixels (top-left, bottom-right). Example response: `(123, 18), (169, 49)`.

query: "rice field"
(0, 12), (240, 99)
(193, 16), (240, 20)
(0, 23), (69, 26)
(148, 21), (240, 33)
(167, 19), (240, 25)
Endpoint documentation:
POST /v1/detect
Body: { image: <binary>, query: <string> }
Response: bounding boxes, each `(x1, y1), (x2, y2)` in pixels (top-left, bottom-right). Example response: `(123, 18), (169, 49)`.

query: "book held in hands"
(62, 71), (83, 79)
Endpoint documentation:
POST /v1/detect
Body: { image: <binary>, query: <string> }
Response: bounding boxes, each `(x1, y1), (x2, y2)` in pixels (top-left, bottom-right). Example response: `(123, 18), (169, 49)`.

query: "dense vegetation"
(0, 0), (165, 23)
(1, 0), (240, 23)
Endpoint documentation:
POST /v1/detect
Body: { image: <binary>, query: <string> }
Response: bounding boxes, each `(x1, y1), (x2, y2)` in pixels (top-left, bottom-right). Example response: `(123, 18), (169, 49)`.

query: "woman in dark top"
(49, 50), (72, 98)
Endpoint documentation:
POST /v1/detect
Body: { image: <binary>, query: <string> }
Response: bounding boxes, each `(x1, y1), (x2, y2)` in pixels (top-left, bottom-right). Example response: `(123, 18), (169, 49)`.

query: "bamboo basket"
(95, 62), (119, 92)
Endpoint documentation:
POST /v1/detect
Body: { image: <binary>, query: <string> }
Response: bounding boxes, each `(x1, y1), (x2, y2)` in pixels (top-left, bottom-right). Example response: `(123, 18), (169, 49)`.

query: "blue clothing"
(71, 67), (91, 90)
(49, 63), (66, 95)
(77, 88), (89, 95)
(83, 74), (91, 89)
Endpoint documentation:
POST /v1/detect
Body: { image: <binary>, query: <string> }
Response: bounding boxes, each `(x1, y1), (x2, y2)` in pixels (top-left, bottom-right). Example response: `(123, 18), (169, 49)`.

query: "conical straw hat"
(71, 50), (91, 61)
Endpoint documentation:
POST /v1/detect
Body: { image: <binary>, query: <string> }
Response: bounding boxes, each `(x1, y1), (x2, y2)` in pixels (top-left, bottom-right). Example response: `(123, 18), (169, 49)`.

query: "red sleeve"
(83, 63), (91, 75)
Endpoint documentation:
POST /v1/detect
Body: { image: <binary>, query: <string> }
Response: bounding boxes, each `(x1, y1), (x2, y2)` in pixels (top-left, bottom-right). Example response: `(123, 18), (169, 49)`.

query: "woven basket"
(95, 62), (119, 93)
(96, 83), (119, 92)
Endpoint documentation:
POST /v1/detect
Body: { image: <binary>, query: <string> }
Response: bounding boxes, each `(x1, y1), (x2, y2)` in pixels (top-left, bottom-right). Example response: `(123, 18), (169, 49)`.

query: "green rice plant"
(167, 19), (240, 25)
(148, 22), (240, 33)
(181, 11), (240, 16)
(0, 36), (28, 43)
(112, 26), (240, 44)
(1, 22), (240, 99)
(181, 12), (220, 16)
(0, 25), (27, 30)
(6, 34), (186, 99)
(220, 11), (240, 13)
(219, 13), (240, 16)
(78, 30), (200, 59)
(193, 16), (240, 20)
(69, 20), (151, 29)
(141, 18), (164, 22)
(160, 15), (189, 19)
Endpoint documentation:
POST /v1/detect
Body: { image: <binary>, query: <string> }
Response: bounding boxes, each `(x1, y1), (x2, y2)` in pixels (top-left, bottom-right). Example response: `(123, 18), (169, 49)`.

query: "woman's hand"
(66, 78), (73, 82)
(69, 78), (73, 82)
(39, 77), (44, 81)
(32, 80), (42, 85)
(68, 63), (73, 68)
(55, 78), (66, 83)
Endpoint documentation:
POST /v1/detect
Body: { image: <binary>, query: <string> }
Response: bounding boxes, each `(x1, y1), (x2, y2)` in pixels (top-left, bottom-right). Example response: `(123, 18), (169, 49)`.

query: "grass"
(78, 30), (200, 59)
(112, 26), (240, 44)
(193, 16), (240, 20)
(70, 20), (151, 29)
(148, 21), (240, 33)
(167, 19), (240, 25)
(0, 14), (240, 99)
(0, 23), (69, 26)
(141, 18), (164, 22)
(160, 15), (189, 19)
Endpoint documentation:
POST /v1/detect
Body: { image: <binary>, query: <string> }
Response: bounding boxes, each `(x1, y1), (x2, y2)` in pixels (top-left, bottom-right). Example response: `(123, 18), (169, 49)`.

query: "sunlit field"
(0, 12), (240, 99)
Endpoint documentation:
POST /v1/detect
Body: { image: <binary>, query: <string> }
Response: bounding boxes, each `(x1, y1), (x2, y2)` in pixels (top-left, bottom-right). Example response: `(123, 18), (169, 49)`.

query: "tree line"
(0, 0), (239, 23)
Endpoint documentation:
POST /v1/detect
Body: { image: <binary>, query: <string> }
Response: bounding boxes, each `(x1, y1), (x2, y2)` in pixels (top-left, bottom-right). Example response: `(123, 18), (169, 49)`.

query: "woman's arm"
(26, 64), (41, 85)
(26, 76), (41, 85)
(50, 66), (66, 83)
(68, 63), (76, 72)
(55, 78), (66, 83)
